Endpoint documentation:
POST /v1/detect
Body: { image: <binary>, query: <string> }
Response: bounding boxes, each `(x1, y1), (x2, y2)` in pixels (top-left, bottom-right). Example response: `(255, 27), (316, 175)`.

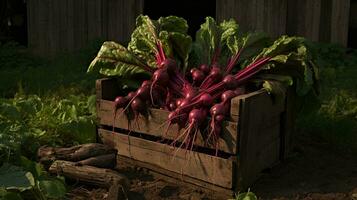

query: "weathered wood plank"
(98, 99), (238, 154)
(236, 90), (282, 189)
(58, 0), (67, 53)
(37, 0), (50, 56)
(107, 0), (119, 41)
(216, 0), (287, 38)
(280, 86), (296, 160)
(99, 129), (234, 188)
(87, 0), (102, 42)
(66, 0), (75, 52)
(287, 0), (321, 41)
(231, 89), (285, 116)
(117, 155), (234, 198)
(330, 0), (350, 46)
(101, 0), (108, 39)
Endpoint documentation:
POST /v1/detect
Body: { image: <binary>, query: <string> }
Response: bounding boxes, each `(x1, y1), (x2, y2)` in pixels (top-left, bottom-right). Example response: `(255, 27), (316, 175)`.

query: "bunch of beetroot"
(90, 15), (318, 155)
(113, 40), (271, 154)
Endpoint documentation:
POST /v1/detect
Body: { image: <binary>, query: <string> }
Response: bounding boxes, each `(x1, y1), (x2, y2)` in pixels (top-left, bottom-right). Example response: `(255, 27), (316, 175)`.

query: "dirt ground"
(67, 133), (357, 200)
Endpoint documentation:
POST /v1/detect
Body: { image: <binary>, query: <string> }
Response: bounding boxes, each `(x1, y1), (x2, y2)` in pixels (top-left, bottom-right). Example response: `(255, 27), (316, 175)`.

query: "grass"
(0, 40), (103, 97)
(0, 40), (104, 165)
(296, 43), (357, 152)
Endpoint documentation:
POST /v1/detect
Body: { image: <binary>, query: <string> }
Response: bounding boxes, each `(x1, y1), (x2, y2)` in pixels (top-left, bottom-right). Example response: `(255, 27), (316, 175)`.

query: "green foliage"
(0, 163), (35, 191)
(0, 93), (97, 165)
(0, 40), (102, 98)
(297, 43), (357, 152)
(0, 157), (66, 200)
(229, 190), (258, 200)
(256, 36), (319, 96)
(88, 41), (148, 77)
(89, 15), (192, 77)
(190, 17), (318, 97)
(191, 17), (242, 66)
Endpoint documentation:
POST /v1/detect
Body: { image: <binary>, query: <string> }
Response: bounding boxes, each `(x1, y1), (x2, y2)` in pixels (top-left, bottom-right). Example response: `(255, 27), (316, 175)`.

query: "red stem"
(225, 48), (244, 74)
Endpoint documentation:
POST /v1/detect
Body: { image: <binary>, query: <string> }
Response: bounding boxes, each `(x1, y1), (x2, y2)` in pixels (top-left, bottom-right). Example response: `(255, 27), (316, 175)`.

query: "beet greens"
(88, 15), (319, 156)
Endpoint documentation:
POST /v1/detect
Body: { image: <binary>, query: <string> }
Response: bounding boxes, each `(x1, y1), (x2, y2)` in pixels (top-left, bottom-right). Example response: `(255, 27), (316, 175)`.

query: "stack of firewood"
(38, 143), (128, 200)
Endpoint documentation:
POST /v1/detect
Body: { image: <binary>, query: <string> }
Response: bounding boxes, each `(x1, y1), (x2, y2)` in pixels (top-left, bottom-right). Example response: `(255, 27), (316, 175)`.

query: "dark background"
(1, 0), (356, 49)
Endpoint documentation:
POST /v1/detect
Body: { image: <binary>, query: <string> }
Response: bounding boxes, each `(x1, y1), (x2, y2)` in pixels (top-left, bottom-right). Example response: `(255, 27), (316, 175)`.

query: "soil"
(67, 133), (357, 200)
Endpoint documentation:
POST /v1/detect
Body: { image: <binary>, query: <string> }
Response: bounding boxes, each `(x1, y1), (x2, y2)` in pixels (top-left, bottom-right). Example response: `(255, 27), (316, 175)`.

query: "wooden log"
(49, 160), (129, 198)
(37, 143), (117, 166)
(76, 153), (116, 169)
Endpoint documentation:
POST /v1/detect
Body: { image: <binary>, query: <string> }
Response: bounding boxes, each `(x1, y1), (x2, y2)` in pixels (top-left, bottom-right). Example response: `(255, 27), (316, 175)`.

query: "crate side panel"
(99, 129), (234, 188)
(236, 91), (283, 189)
(98, 100), (238, 154)
(117, 156), (234, 198)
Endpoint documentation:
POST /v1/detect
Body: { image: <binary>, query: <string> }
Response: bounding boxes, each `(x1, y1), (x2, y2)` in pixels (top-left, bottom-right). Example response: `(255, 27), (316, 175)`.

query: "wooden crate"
(96, 78), (295, 194)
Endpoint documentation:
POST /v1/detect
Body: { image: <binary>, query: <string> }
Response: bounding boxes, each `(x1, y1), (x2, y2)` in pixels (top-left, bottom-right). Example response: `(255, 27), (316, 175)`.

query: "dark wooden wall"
(27, 0), (352, 56)
(216, 0), (350, 46)
(27, 0), (143, 56)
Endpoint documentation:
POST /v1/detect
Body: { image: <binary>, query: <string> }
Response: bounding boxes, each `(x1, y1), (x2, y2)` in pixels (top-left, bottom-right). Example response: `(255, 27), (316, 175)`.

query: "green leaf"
(0, 102), (21, 121)
(86, 95), (97, 115)
(236, 191), (258, 200)
(0, 190), (23, 200)
(38, 178), (66, 199)
(158, 16), (189, 33)
(88, 41), (147, 77)
(262, 80), (287, 104)
(191, 17), (240, 66)
(169, 32), (192, 70)
(19, 156), (44, 179)
(128, 15), (192, 70)
(0, 163), (34, 192)
(193, 17), (220, 65)
(238, 32), (271, 61)
(254, 35), (318, 96)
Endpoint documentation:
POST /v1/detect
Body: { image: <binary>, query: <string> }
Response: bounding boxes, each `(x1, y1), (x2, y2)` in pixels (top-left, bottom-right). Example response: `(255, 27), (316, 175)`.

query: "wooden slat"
(58, 0), (67, 53)
(107, 0), (119, 41)
(117, 155), (234, 198)
(101, 0), (108, 39)
(236, 90), (282, 189)
(120, 0), (127, 42)
(63, 0), (75, 52)
(73, 0), (88, 51)
(287, 0), (321, 41)
(216, 0), (287, 38)
(230, 89), (285, 116)
(280, 86), (296, 160)
(98, 99), (238, 154)
(37, 0), (49, 56)
(330, 0), (350, 46)
(50, 0), (60, 55)
(87, 0), (102, 42)
(99, 129), (234, 188)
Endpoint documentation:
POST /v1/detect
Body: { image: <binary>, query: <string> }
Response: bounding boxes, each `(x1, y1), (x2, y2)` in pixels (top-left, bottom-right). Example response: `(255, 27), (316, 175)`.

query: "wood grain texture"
(27, 0), (143, 56)
(98, 99), (238, 154)
(216, 0), (287, 38)
(330, 0), (350, 46)
(280, 86), (296, 160)
(117, 155), (234, 198)
(99, 129), (234, 188)
(49, 160), (128, 189)
(236, 90), (283, 189)
(287, 0), (321, 41)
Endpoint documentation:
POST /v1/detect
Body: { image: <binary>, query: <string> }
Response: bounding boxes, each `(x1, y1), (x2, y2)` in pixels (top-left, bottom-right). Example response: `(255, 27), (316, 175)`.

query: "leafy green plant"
(0, 94), (96, 165)
(229, 189), (258, 200)
(0, 157), (66, 200)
